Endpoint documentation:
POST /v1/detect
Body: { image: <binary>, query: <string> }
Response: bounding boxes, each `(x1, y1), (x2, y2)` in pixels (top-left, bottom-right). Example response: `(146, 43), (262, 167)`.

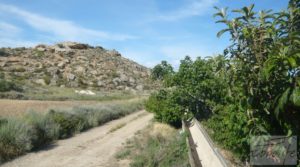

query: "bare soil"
(2, 110), (153, 167)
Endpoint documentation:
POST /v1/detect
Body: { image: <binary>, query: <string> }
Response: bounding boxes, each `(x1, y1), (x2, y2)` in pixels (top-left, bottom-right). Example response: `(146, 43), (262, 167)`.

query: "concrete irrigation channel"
(184, 118), (229, 167)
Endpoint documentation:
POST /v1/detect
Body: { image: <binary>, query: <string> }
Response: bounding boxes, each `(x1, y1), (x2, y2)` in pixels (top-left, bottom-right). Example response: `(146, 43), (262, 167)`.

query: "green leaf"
(287, 57), (296, 67)
(217, 29), (231, 38)
(287, 129), (292, 137)
(290, 87), (300, 107)
(248, 4), (255, 13)
(274, 88), (291, 119)
(216, 19), (228, 24)
(232, 9), (242, 13)
(257, 124), (268, 134)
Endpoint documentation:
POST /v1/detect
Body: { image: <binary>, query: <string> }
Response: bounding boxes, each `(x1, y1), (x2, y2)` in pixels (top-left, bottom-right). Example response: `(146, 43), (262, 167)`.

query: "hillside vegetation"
(146, 0), (299, 164)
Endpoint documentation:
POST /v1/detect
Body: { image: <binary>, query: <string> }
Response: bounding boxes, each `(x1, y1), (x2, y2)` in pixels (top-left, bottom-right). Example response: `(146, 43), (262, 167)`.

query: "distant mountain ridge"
(0, 42), (152, 91)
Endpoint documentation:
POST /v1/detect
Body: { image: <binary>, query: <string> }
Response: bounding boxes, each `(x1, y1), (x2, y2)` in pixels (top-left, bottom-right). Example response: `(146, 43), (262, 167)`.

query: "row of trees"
(146, 0), (299, 162)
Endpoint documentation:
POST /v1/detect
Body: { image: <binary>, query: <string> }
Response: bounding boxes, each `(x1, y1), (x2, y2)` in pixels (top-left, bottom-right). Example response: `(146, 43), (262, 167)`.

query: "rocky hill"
(0, 42), (152, 91)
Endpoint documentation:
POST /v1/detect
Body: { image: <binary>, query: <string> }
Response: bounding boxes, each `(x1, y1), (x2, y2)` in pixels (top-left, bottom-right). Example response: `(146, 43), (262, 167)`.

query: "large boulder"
(107, 49), (121, 56)
(119, 73), (128, 82)
(75, 66), (85, 74)
(47, 67), (60, 75)
(69, 43), (90, 50)
(113, 78), (121, 86)
(35, 44), (47, 52)
(57, 62), (65, 68)
(66, 73), (76, 81)
(55, 42), (91, 50)
(136, 85), (144, 91)
(35, 79), (46, 86)
(97, 80), (104, 87)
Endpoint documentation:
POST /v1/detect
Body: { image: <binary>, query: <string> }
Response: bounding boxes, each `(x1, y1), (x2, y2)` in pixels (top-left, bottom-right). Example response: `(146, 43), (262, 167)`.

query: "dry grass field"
(0, 100), (99, 117)
(0, 98), (144, 117)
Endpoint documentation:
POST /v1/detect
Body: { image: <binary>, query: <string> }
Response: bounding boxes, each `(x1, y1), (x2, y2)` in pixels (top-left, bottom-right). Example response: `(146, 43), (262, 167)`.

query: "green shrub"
(0, 73), (4, 79)
(0, 49), (9, 57)
(0, 79), (21, 92)
(43, 75), (51, 85)
(77, 76), (88, 88)
(130, 134), (188, 167)
(151, 61), (174, 82)
(109, 70), (119, 78)
(72, 107), (98, 130)
(23, 112), (59, 148)
(0, 118), (33, 162)
(57, 43), (64, 48)
(202, 105), (250, 160)
(0, 118), (8, 126)
(94, 109), (114, 124)
(75, 102), (144, 126)
(34, 50), (45, 57)
(47, 110), (82, 139)
(11, 67), (26, 72)
(146, 90), (184, 128)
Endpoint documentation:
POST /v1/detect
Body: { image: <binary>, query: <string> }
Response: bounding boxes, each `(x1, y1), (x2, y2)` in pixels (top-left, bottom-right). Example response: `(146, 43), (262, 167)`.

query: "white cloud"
(153, 0), (218, 21)
(0, 21), (21, 38)
(0, 21), (44, 47)
(0, 22), (21, 34)
(0, 4), (137, 43)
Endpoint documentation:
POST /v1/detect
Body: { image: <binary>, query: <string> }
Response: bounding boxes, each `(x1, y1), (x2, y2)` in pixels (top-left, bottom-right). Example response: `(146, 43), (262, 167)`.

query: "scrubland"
(0, 98), (144, 163)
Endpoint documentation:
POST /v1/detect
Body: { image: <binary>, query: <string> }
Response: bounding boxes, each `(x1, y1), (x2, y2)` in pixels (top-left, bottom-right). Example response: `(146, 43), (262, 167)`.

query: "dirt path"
(2, 110), (153, 167)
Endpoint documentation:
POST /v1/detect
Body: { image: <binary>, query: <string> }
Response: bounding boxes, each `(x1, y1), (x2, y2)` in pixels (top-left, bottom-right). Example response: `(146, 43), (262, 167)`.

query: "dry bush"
(116, 123), (189, 167)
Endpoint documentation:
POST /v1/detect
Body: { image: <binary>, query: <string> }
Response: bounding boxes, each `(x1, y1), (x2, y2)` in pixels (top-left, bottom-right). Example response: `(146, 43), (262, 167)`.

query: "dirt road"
(2, 110), (153, 167)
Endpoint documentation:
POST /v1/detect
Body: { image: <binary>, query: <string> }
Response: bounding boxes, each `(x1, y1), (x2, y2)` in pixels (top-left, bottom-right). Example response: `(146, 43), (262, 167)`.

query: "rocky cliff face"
(0, 42), (151, 91)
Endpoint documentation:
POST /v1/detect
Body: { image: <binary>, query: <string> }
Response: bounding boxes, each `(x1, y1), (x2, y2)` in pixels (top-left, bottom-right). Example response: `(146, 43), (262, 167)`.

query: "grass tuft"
(115, 149), (131, 159)
(108, 123), (127, 133)
(23, 111), (59, 148)
(0, 118), (33, 163)
(116, 123), (190, 167)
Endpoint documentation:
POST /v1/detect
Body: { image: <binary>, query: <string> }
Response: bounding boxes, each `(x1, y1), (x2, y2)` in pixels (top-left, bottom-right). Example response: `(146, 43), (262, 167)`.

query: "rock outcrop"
(0, 42), (151, 91)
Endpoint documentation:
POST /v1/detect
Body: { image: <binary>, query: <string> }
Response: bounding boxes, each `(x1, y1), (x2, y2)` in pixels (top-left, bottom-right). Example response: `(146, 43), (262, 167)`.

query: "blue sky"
(0, 0), (289, 68)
